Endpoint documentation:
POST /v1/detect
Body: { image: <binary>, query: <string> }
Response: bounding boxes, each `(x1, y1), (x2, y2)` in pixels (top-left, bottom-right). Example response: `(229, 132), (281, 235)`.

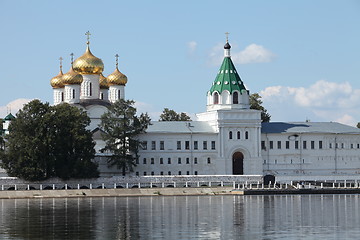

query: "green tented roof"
(209, 57), (246, 94)
(4, 113), (15, 121)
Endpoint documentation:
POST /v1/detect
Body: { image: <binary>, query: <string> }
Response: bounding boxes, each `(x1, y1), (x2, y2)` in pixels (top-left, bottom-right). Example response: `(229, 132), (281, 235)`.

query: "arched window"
(72, 89), (75, 99)
(229, 131), (233, 139)
(118, 90), (121, 100)
(100, 92), (103, 100)
(237, 131), (240, 139)
(233, 92), (239, 104)
(213, 92), (219, 104)
(61, 92), (64, 101)
(245, 131), (249, 139)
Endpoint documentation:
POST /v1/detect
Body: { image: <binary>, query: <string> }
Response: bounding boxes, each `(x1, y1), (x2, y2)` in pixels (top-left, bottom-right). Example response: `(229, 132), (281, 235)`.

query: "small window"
(203, 141), (207, 150)
(319, 141), (323, 149)
(72, 89), (76, 99)
(277, 141), (281, 149)
(177, 141), (181, 150)
(335, 143), (338, 149)
(89, 83), (92, 96)
(143, 172), (147, 176)
(194, 157), (198, 164)
(194, 141), (198, 150)
(160, 171), (163, 175)
(311, 141), (315, 149)
(185, 141), (190, 150)
(160, 158), (163, 164)
(261, 141), (266, 150)
(142, 141), (147, 150)
(168, 171), (171, 175)
(229, 131), (233, 139)
(295, 141), (299, 149)
(329, 143), (332, 149)
(168, 158), (171, 164)
(143, 158), (147, 164)
(233, 92), (239, 104)
(136, 172), (139, 176)
(151, 158), (154, 164)
(213, 92), (219, 104)
(178, 158), (181, 164)
(303, 141), (307, 149)
(286, 141), (290, 149)
(245, 131), (249, 139)
(186, 171), (190, 175)
(211, 141), (216, 150)
(135, 158), (139, 164)
(186, 158), (190, 164)
(237, 131), (240, 139)
(350, 143), (353, 149)
(151, 141), (156, 150)
(178, 171), (182, 175)
(151, 171), (154, 176)
(160, 141), (164, 150)
(341, 143), (344, 148)
(194, 171), (198, 175)
(269, 141), (273, 149)
(207, 157), (211, 164)
(357, 144), (359, 149)
(100, 92), (103, 100)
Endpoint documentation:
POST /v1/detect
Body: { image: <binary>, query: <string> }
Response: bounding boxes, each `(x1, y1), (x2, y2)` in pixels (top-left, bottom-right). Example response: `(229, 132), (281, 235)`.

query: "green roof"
(4, 113), (15, 121)
(209, 57), (246, 94)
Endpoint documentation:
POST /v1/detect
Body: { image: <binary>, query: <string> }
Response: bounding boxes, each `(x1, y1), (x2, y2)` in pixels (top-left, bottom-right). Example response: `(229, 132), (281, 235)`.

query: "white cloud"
(260, 80), (360, 127)
(187, 41), (197, 54)
(208, 42), (275, 66)
(0, 98), (33, 118)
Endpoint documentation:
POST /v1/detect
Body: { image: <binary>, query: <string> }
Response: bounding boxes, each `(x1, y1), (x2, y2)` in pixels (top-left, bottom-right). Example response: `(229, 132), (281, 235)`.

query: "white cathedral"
(7, 34), (360, 180)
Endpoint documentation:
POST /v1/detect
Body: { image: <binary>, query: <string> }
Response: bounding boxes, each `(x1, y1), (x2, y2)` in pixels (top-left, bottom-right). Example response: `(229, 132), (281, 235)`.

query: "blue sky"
(0, 0), (359, 125)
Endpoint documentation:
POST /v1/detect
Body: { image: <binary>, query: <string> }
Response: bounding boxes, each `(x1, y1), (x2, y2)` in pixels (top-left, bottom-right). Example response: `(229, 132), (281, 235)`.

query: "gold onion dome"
(50, 69), (64, 88)
(62, 67), (83, 85)
(99, 73), (109, 89)
(72, 44), (104, 74)
(107, 54), (128, 86)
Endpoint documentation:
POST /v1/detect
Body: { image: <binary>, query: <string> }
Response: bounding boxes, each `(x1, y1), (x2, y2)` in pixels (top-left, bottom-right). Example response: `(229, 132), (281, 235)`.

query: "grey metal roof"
(147, 121), (216, 134)
(262, 122), (360, 134)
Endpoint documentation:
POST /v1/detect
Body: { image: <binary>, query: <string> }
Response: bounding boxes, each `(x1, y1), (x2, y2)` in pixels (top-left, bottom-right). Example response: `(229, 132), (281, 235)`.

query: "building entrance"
(232, 152), (244, 175)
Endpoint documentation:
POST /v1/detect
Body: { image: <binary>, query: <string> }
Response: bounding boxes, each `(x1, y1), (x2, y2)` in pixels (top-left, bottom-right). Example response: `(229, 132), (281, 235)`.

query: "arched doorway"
(232, 152), (244, 175)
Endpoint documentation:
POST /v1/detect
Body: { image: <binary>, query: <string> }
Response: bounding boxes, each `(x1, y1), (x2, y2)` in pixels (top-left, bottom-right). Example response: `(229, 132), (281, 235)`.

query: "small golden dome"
(50, 70), (64, 88)
(107, 67), (128, 86)
(62, 67), (83, 85)
(99, 73), (109, 89)
(73, 45), (104, 74)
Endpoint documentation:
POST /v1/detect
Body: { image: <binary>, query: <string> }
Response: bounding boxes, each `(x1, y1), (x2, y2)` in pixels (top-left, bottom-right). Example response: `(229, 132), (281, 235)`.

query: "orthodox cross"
(70, 53), (74, 65)
(85, 31), (91, 45)
(225, 32), (230, 42)
(59, 57), (63, 71)
(115, 54), (119, 68)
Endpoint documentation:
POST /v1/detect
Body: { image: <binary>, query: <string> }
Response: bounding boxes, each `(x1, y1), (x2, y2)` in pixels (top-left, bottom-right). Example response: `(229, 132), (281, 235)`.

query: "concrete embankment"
(0, 187), (241, 199)
(241, 188), (360, 195)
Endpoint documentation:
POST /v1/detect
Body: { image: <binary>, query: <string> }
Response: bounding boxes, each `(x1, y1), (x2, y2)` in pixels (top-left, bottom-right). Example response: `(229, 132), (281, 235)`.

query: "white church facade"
(4, 34), (360, 180)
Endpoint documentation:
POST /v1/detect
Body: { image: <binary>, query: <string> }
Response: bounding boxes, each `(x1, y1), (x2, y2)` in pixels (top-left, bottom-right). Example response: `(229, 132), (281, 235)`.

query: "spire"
(224, 32), (231, 57)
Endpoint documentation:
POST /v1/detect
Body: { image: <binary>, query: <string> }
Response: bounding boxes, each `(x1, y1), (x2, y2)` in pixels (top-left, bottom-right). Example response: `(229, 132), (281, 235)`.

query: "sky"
(0, 0), (359, 126)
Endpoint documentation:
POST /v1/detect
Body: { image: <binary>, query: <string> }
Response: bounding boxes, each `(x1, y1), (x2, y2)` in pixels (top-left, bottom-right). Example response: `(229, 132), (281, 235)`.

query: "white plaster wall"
(64, 85), (80, 104)
(53, 88), (64, 105)
(109, 85), (125, 103)
(80, 75), (100, 100)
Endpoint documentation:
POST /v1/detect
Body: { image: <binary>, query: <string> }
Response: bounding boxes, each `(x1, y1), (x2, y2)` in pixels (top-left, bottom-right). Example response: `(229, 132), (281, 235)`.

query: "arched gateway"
(232, 152), (244, 175)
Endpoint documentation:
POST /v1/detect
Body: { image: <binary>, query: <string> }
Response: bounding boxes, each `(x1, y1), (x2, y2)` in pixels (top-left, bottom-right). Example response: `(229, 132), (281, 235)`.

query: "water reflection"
(0, 195), (359, 239)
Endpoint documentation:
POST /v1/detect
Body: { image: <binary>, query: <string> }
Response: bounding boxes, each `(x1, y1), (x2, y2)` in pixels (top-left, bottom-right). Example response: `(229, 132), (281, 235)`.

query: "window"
(178, 158), (181, 164)
(61, 92), (64, 101)
(194, 171), (198, 175)
(185, 141), (190, 150)
(261, 141), (266, 150)
(233, 92), (239, 104)
(143, 172), (147, 176)
(72, 89), (76, 99)
(277, 141), (281, 149)
(311, 141), (315, 149)
(237, 131), (240, 139)
(295, 141), (299, 149)
(194, 157), (198, 164)
(229, 131), (233, 139)
(151, 158), (154, 164)
(186, 171), (190, 175)
(100, 92), (103, 100)
(160, 171), (163, 175)
(168, 171), (171, 175)
(118, 89), (121, 99)
(351, 143), (353, 149)
(211, 141), (216, 150)
(329, 143), (332, 149)
(269, 141), (273, 149)
(186, 158), (190, 164)
(136, 172), (139, 176)
(168, 158), (171, 164)
(194, 141), (198, 150)
(142, 141), (147, 150)
(357, 144), (359, 149)
(136, 158), (139, 164)
(207, 157), (211, 164)
(160, 158), (163, 164)
(151, 171), (154, 176)
(203, 141), (207, 150)
(335, 143), (338, 149)
(177, 141), (181, 150)
(303, 141), (307, 149)
(341, 143), (344, 149)
(89, 83), (92, 96)
(213, 92), (219, 104)
(160, 141), (164, 150)
(151, 141), (156, 150)
(143, 158), (147, 164)
(245, 131), (249, 139)
(286, 141), (290, 149)
(319, 141), (323, 149)
(178, 171), (182, 175)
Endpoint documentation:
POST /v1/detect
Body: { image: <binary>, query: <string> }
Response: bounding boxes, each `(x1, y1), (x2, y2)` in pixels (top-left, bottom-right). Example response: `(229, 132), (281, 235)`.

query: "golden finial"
(115, 54), (119, 68)
(85, 31), (91, 45)
(225, 32), (230, 42)
(70, 53), (74, 65)
(59, 57), (63, 71)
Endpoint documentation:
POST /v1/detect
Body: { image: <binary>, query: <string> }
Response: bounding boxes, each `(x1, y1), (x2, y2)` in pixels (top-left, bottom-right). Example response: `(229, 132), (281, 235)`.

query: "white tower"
(62, 53), (82, 104)
(108, 54), (127, 103)
(50, 57), (65, 105)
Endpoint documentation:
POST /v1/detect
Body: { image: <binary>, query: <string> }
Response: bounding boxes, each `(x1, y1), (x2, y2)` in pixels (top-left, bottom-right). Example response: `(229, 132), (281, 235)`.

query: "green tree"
(159, 108), (191, 121)
(250, 93), (271, 122)
(357, 122), (360, 128)
(99, 99), (151, 175)
(0, 100), (98, 181)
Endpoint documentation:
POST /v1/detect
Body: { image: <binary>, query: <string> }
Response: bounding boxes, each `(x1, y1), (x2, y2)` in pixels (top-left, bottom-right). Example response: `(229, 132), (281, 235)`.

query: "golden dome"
(62, 67), (83, 85)
(50, 70), (64, 88)
(72, 45), (104, 74)
(107, 67), (128, 86)
(99, 73), (109, 89)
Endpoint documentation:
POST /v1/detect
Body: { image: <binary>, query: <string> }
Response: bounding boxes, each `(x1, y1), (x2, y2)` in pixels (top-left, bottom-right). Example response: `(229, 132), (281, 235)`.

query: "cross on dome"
(85, 31), (91, 45)
(59, 57), (63, 71)
(115, 54), (119, 68)
(225, 32), (230, 42)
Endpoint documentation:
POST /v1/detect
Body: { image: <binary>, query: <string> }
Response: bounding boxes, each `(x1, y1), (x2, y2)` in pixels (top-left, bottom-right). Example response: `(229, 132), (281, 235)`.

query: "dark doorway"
(232, 152), (244, 175)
